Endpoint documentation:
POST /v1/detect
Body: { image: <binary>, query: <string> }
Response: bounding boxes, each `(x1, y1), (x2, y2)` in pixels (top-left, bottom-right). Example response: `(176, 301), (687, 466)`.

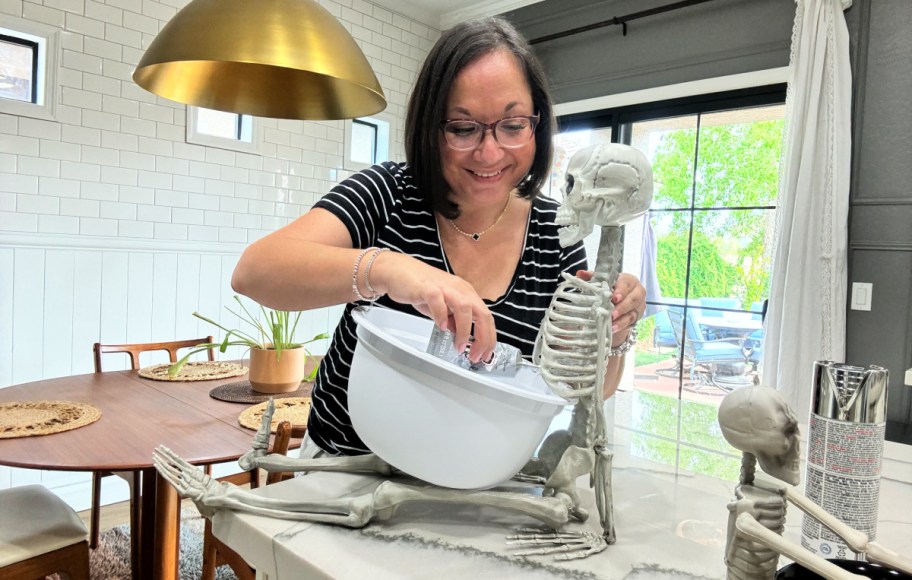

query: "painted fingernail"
(612, 324), (619, 332)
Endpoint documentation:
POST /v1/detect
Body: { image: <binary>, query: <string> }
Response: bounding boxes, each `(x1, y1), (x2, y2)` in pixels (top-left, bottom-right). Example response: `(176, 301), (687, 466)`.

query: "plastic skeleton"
(514, 143), (653, 558)
(152, 143), (652, 561)
(718, 385), (912, 579)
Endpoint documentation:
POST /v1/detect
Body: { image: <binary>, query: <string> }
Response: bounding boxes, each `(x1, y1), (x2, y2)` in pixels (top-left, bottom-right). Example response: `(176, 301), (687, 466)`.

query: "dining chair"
(90, 337), (215, 555)
(201, 420), (307, 580)
(93, 336), (216, 373)
(0, 484), (90, 579)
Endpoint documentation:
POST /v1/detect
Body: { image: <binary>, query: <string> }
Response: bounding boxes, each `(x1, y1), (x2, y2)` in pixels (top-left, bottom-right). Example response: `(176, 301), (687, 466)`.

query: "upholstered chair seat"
(0, 484), (90, 578)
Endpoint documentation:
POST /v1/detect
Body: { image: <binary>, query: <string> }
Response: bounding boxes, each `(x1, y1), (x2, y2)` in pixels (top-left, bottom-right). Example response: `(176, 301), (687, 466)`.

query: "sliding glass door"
(550, 86), (786, 477)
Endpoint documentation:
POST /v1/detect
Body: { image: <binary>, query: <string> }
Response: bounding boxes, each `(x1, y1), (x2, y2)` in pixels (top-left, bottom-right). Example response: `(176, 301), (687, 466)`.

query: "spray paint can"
(801, 361), (889, 559)
(425, 325), (525, 375)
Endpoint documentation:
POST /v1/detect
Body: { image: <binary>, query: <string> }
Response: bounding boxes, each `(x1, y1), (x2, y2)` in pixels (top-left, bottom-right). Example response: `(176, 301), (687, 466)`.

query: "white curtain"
(763, 0), (853, 423)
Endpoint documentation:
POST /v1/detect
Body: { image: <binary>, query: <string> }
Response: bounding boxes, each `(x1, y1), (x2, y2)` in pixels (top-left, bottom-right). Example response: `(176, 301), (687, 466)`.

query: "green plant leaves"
(166, 296), (326, 379)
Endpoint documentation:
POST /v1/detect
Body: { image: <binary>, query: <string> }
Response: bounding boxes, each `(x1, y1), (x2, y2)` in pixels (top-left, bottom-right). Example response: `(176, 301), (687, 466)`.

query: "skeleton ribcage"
(537, 280), (602, 393)
(726, 489), (787, 580)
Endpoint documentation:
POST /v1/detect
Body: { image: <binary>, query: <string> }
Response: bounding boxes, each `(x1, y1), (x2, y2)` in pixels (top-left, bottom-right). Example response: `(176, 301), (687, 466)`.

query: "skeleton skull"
(556, 143), (654, 247)
(718, 385), (801, 486)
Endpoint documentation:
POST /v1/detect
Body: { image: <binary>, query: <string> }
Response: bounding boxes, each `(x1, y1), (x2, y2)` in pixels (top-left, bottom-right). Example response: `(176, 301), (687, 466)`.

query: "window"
(186, 106), (262, 154)
(0, 34), (37, 103)
(554, 89), (785, 383)
(344, 111), (395, 172)
(0, 16), (60, 120)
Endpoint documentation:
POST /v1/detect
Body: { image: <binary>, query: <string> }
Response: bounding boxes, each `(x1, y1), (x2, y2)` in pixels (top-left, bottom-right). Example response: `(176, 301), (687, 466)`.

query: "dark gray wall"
(844, 0), (912, 435)
(507, 0), (912, 438)
(505, 0), (794, 105)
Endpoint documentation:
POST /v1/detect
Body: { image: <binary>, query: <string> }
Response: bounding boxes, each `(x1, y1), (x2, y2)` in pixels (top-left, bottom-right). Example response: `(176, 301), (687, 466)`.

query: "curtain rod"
(529, 0), (717, 44)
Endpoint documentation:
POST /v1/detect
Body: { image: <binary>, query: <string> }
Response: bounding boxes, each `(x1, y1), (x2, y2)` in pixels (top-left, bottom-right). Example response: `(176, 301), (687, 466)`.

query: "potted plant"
(169, 296), (328, 393)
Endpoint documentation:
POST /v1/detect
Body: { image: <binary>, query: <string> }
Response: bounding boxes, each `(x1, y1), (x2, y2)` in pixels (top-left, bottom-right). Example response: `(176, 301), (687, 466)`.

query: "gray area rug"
(79, 509), (239, 579)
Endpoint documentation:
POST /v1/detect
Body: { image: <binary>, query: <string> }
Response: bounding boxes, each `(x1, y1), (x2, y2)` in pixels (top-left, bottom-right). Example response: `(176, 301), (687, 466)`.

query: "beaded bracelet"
(608, 323), (638, 357)
(351, 247), (379, 302)
(364, 247), (389, 300)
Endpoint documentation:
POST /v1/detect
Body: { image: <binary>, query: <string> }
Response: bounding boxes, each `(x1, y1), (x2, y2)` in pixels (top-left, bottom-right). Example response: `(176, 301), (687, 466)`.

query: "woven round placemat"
(238, 397), (311, 432)
(138, 361), (247, 382)
(209, 380), (310, 404)
(0, 400), (101, 439)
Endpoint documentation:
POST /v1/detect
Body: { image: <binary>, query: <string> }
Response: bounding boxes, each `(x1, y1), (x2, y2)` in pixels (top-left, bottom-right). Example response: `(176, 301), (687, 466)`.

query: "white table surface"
(696, 314), (763, 334)
(213, 460), (723, 579)
(210, 439), (912, 580)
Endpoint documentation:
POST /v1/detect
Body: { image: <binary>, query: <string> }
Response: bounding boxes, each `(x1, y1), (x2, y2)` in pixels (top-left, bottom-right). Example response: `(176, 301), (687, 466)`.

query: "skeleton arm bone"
(734, 513), (866, 580)
(246, 452), (396, 476)
(784, 486), (912, 574)
(236, 398), (396, 476)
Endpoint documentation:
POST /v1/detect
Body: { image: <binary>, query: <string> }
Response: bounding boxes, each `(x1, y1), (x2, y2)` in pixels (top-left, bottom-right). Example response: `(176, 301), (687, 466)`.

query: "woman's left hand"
(610, 273), (646, 346)
(576, 271), (646, 348)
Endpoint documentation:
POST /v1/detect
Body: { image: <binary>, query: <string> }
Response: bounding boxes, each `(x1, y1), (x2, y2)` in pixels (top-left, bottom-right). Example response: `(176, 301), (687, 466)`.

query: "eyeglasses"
(440, 115), (540, 151)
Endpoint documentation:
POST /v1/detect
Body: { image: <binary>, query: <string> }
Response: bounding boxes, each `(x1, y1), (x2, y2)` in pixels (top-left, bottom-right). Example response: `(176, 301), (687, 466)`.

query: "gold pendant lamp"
(133, 0), (386, 120)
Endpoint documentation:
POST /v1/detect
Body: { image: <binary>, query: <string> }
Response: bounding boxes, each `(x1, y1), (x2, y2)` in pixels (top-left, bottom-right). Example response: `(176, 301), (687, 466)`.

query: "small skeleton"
(152, 143), (653, 562)
(718, 385), (912, 579)
(511, 144), (653, 558)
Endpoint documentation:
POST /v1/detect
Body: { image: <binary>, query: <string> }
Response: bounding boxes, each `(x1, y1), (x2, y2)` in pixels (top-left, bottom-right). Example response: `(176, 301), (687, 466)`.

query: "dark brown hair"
(404, 17), (554, 219)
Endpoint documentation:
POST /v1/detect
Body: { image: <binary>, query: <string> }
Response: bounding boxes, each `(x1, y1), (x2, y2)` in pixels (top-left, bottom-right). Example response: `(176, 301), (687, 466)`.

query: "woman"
(232, 18), (646, 456)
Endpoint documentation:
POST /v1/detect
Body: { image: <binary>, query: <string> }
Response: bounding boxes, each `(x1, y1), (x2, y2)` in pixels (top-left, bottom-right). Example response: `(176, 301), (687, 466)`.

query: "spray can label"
(800, 414), (885, 557)
(800, 361), (888, 558)
(425, 326), (524, 375)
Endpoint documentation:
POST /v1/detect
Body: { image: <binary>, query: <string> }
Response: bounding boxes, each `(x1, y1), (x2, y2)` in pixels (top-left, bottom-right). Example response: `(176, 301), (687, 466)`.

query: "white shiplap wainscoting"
(0, 232), (341, 509)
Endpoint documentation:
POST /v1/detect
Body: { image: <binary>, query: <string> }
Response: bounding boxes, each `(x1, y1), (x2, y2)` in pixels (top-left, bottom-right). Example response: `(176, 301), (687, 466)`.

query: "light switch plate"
(906, 368), (912, 386)
(851, 282), (873, 311)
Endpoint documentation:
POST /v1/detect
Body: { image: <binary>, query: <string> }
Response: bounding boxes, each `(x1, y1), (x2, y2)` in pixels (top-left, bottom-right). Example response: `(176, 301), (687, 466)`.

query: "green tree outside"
(649, 118), (784, 310)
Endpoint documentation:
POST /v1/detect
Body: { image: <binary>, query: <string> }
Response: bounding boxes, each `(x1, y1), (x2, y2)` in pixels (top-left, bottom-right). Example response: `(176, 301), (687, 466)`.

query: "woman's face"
(440, 49), (536, 208)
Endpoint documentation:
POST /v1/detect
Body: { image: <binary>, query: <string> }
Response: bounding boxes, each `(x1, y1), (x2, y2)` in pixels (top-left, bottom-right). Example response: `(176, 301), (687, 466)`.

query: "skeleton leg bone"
(155, 446), (582, 530)
(593, 442), (615, 545)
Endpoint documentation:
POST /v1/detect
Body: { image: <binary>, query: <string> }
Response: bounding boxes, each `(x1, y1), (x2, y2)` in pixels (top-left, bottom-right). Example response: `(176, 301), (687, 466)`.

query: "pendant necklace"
(447, 195), (511, 242)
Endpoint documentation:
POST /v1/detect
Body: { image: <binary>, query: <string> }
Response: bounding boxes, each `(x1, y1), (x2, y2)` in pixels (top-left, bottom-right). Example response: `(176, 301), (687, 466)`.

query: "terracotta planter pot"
(248, 346), (307, 394)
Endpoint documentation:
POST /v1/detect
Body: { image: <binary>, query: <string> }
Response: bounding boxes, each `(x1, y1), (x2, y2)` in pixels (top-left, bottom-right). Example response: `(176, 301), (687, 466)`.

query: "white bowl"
(349, 307), (570, 489)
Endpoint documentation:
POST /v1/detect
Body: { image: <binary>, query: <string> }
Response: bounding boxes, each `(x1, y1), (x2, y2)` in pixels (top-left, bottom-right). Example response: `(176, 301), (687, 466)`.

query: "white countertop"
(211, 392), (912, 579)
(212, 448), (911, 578)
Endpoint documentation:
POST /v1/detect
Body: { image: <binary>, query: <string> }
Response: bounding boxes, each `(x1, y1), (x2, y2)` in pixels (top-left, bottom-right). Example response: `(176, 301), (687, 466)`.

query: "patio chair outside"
(666, 306), (756, 391)
(650, 297), (694, 349)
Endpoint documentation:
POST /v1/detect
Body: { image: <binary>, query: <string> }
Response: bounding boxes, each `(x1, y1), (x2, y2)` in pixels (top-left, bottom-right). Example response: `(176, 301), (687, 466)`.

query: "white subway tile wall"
(1, 0), (438, 242)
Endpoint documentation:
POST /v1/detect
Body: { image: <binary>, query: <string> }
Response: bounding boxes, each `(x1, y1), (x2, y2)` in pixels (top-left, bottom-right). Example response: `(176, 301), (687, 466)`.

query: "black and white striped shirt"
(307, 162), (587, 455)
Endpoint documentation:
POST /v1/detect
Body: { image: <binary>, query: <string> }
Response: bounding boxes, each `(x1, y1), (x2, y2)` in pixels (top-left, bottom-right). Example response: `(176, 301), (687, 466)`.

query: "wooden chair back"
(267, 420), (309, 484)
(89, 335), (214, 558)
(202, 420), (306, 580)
(93, 337), (215, 372)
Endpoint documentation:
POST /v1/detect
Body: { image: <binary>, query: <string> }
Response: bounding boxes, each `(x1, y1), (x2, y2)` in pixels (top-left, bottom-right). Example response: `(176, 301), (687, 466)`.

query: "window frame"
(555, 83), (787, 393)
(186, 106), (263, 154)
(0, 15), (60, 121)
(343, 111), (396, 172)
(0, 33), (39, 104)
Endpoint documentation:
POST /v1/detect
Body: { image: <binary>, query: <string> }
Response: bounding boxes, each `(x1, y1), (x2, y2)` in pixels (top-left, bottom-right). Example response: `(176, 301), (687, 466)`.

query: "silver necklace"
(446, 196), (511, 242)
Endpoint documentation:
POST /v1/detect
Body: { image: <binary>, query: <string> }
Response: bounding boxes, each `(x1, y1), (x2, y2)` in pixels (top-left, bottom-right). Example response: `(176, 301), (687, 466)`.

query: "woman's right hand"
(232, 208), (495, 363)
(368, 251), (496, 365)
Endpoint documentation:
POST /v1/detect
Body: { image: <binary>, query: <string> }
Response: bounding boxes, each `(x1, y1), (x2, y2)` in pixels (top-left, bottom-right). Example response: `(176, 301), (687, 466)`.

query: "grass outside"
(634, 347), (675, 368)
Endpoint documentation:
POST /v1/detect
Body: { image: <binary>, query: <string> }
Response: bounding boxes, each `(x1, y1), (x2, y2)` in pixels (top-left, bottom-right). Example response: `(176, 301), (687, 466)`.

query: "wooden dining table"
(0, 365), (305, 580)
